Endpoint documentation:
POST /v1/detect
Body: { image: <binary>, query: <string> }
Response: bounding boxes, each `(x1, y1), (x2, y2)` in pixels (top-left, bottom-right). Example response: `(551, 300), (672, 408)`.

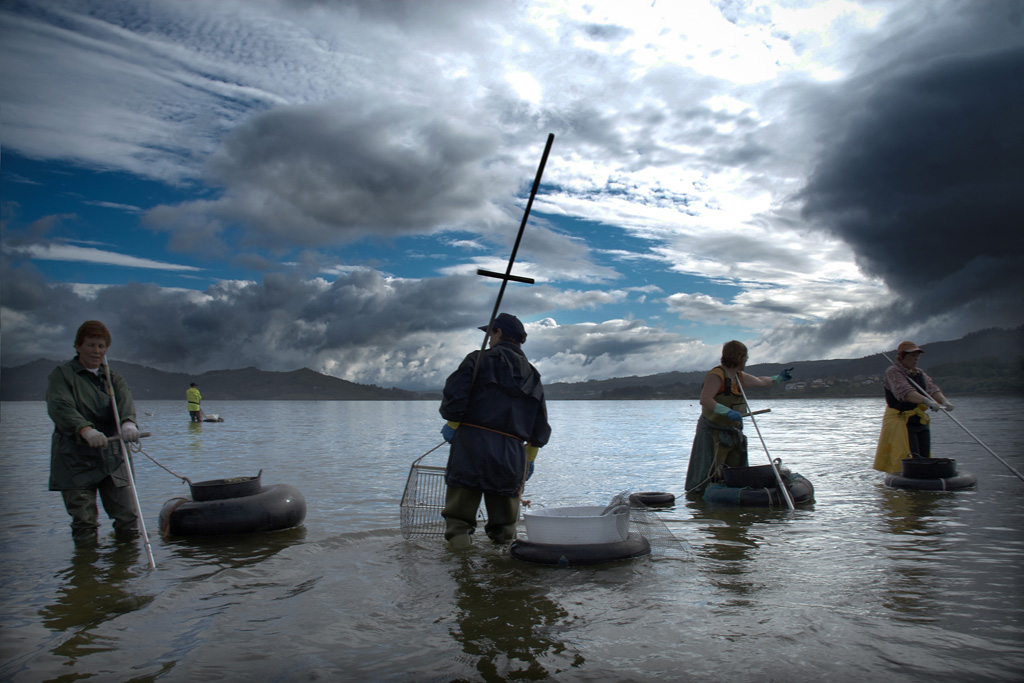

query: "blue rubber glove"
(441, 423), (457, 443)
(526, 461), (535, 480)
(773, 367), (794, 383)
(713, 403), (742, 421)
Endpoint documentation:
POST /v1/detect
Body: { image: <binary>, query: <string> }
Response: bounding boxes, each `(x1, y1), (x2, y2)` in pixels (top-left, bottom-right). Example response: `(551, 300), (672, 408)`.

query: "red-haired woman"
(46, 320), (141, 544)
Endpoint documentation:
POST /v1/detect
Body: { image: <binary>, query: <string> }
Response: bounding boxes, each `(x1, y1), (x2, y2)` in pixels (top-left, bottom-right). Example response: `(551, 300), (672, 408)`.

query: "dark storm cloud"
(545, 318), (669, 363)
(801, 11), (1024, 332)
(3, 243), (670, 388)
(0, 254), (528, 381)
(1, 259), (65, 314)
(144, 103), (515, 250)
(114, 271), (496, 369)
(756, 300), (915, 363)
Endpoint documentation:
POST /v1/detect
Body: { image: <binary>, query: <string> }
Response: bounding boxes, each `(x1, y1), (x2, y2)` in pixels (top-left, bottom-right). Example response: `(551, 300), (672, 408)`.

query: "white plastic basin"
(523, 505), (629, 545)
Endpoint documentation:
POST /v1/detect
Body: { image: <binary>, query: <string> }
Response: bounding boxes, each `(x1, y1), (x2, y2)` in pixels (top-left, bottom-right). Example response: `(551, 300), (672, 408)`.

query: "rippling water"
(1, 397), (1022, 681)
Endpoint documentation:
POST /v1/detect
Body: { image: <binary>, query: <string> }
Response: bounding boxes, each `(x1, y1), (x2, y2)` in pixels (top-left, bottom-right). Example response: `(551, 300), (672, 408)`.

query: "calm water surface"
(1, 397), (1022, 682)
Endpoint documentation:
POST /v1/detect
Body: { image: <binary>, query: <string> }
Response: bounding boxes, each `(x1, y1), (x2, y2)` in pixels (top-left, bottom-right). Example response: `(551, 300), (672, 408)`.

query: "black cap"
(479, 313), (526, 343)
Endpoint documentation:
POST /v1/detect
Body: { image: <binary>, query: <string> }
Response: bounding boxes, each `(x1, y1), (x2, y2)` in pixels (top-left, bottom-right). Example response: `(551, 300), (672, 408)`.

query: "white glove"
(941, 400), (955, 412)
(923, 397), (941, 411)
(81, 427), (108, 448)
(121, 422), (140, 442)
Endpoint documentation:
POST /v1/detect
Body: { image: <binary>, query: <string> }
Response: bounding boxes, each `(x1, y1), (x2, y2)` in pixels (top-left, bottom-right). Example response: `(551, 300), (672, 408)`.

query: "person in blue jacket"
(439, 313), (551, 548)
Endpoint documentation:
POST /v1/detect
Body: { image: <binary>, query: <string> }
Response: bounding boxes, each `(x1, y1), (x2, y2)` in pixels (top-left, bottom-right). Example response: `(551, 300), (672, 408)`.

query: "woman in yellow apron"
(873, 341), (954, 473)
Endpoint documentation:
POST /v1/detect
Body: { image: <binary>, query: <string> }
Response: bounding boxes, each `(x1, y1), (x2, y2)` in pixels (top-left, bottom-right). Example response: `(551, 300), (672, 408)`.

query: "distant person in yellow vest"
(187, 383), (202, 422)
(684, 340), (792, 494)
(873, 341), (954, 473)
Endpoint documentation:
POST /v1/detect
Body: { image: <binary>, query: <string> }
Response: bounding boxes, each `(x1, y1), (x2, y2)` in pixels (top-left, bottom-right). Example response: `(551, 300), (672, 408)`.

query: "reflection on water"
(682, 496), (805, 605)
(162, 526), (308, 574)
(448, 551), (583, 681)
(186, 420), (204, 454)
(877, 488), (950, 624)
(2, 397), (1023, 681)
(39, 541), (153, 661)
(690, 512), (762, 602)
(878, 487), (945, 535)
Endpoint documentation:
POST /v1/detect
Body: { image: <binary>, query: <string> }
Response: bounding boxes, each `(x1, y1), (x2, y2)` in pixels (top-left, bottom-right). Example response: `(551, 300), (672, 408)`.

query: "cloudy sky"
(2, 0), (1022, 391)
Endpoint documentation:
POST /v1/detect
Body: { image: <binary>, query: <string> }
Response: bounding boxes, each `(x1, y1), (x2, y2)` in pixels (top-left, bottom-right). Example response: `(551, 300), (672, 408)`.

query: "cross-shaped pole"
(470, 133), (554, 389)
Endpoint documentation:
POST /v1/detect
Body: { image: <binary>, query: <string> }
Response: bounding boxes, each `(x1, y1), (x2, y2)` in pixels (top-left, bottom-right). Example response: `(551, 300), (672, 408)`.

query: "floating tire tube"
(159, 484), (307, 536)
(900, 457), (958, 479)
(883, 472), (977, 491)
(703, 474), (815, 507)
(509, 533), (651, 566)
(628, 491), (675, 507)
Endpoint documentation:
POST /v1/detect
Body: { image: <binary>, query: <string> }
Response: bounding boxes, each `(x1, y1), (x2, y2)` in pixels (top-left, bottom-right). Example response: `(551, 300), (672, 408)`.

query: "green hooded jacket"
(46, 358), (137, 491)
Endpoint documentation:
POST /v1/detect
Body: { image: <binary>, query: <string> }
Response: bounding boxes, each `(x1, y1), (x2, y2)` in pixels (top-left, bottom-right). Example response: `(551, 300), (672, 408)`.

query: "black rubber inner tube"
(722, 465), (778, 488)
(510, 533), (651, 566)
(189, 470), (263, 501)
(900, 457), (958, 480)
(883, 471), (977, 491)
(160, 483), (306, 536)
(628, 491), (675, 507)
(703, 474), (815, 506)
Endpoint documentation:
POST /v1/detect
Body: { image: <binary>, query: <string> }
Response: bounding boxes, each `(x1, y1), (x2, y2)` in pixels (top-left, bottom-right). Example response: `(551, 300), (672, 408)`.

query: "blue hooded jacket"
(440, 341), (551, 496)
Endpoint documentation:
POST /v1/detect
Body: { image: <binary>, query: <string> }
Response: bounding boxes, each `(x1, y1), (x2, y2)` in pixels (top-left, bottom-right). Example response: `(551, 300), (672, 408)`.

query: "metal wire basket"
(400, 460), (448, 539)
(400, 445), (487, 539)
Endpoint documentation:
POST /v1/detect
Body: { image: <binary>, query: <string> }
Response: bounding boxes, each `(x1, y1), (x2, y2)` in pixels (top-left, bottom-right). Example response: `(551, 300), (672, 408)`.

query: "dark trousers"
(60, 477), (138, 541)
(190, 411), (201, 422)
(906, 419), (932, 458)
(443, 485), (520, 543)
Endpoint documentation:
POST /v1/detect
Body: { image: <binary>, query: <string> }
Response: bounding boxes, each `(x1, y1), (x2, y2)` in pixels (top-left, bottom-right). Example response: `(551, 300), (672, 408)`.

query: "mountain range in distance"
(2, 326), (1021, 402)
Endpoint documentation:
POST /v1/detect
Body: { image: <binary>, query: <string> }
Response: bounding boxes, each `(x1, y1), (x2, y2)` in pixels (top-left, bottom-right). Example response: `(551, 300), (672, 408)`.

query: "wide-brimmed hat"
(897, 341), (924, 354)
(479, 313), (526, 343)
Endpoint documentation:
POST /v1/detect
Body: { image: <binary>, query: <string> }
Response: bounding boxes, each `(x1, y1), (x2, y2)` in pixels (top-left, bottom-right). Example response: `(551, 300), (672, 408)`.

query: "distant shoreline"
(3, 325), (1022, 400)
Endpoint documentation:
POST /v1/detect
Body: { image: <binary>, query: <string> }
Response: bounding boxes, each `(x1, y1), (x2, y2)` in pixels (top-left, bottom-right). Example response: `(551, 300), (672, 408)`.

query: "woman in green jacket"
(46, 320), (141, 544)
(685, 340), (791, 494)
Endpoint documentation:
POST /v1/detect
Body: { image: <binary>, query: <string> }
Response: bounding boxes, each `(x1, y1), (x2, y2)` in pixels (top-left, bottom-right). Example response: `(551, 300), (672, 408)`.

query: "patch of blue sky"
(2, 153), (206, 284)
(546, 213), (741, 299)
(3, 153), (189, 216)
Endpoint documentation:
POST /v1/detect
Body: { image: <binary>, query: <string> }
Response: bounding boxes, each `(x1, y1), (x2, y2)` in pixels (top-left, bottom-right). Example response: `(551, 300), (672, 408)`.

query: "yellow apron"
(873, 404), (930, 473)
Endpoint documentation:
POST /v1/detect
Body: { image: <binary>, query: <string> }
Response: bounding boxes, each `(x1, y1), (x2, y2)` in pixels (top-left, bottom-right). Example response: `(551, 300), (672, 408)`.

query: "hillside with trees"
(2, 326), (1021, 401)
(544, 326), (1024, 400)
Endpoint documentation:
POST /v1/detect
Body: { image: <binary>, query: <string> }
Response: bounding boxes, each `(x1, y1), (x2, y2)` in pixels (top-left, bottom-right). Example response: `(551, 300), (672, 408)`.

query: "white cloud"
(1, 0), (1020, 387)
(7, 243), (201, 272)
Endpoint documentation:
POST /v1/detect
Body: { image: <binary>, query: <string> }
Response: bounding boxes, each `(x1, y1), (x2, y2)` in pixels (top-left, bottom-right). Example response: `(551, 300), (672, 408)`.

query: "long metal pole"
(881, 352), (1024, 482)
(735, 376), (795, 510)
(485, 133), (554, 325)
(410, 136), (553, 534)
(103, 361), (157, 569)
(469, 133), (554, 390)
